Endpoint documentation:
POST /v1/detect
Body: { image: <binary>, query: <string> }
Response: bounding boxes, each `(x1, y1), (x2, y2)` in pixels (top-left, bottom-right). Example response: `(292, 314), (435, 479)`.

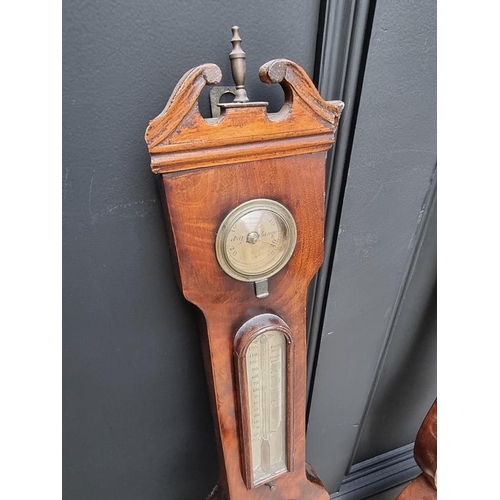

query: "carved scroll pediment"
(145, 59), (344, 174)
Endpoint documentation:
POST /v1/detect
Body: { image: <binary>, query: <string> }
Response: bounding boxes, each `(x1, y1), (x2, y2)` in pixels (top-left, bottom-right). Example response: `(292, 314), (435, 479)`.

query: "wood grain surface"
(146, 58), (343, 499)
(145, 60), (343, 173)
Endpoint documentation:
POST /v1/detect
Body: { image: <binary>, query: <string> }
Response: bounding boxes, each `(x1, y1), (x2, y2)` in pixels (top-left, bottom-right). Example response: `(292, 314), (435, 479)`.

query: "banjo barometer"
(145, 27), (343, 500)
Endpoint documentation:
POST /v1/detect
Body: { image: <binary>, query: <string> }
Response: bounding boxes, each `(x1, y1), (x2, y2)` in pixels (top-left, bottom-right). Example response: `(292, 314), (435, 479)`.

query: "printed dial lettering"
(224, 209), (287, 275)
(215, 199), (297, 282)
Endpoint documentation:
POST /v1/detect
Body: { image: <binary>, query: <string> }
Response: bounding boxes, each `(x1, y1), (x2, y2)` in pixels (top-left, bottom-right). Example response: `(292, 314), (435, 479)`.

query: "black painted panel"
(353, 194), (436, 463)
(365, 484), (408, 500)
(306, 0), (436, 494)
(62, 1), (320, 499)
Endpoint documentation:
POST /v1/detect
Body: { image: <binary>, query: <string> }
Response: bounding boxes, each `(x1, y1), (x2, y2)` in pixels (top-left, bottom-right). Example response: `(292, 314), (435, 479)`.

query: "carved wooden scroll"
(145, 27), (343, 500)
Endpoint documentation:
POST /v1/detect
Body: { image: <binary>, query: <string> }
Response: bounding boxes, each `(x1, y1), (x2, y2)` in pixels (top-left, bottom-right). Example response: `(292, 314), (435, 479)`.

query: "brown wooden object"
(396, 400), (437, 500)
(145, 44), (343, 499)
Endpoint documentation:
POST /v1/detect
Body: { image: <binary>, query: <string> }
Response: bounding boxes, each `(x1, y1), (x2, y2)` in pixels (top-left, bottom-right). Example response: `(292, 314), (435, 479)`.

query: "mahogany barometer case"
(144, 27), (343, 500)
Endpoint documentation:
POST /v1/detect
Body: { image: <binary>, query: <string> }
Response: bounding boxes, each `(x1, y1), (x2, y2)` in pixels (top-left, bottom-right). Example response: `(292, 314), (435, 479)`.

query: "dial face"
(216, 199), (297, 282)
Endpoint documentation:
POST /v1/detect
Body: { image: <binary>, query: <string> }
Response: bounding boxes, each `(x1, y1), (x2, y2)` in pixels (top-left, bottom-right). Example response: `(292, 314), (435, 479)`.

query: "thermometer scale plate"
(234, 314), (295, 489)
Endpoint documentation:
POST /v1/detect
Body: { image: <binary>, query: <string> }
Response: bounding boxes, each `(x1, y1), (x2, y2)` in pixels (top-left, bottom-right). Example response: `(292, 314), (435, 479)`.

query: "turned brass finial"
(229, 26), (249, 103)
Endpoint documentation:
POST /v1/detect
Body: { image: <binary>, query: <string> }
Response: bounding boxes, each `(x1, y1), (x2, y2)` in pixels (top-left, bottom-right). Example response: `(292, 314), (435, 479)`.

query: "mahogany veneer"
(145, 57), (343, 500)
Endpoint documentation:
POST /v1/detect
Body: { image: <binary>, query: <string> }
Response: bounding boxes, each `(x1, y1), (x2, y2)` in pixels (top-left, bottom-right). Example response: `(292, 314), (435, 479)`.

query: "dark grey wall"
(63, 0), (436, 498)
(306, 0), (436, 494)
(353, 189), (436, 463)
(62, 1), (321, 499)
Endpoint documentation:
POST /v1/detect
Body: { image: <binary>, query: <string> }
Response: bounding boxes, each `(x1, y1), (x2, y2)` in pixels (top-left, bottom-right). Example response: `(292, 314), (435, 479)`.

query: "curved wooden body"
(145, 60), (343, 499)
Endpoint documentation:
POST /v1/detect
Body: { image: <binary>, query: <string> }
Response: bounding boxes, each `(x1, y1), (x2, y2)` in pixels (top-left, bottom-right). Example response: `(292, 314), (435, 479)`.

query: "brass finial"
(229, 26), (249, 103)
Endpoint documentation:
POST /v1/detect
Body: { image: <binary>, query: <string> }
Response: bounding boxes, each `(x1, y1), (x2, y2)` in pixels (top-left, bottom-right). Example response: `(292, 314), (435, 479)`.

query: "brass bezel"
(215, 199), (297, 283)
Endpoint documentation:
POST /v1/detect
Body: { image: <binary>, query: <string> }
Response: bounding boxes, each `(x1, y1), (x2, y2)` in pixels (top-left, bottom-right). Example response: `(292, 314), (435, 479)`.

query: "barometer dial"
(216, 199), (297, 282)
